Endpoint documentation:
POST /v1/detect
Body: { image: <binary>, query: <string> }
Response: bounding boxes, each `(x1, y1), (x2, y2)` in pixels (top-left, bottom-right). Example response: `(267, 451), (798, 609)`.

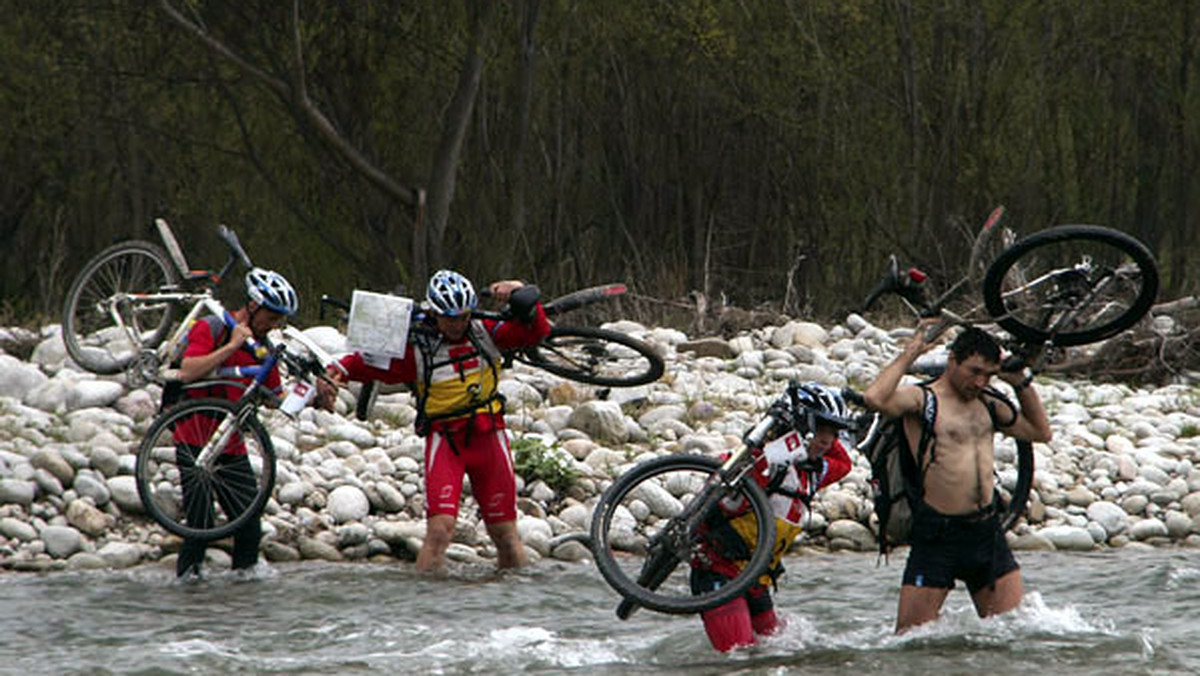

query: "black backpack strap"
(980, 386), (1019, 429)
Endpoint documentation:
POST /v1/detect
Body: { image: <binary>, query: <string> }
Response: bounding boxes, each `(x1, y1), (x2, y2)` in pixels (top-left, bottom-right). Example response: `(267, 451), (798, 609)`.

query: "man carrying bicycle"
(863, 324), (1052, 632)
(693, 382), (853, 651)
(171, 267), (333, 578)
(317, 269), (550, 572)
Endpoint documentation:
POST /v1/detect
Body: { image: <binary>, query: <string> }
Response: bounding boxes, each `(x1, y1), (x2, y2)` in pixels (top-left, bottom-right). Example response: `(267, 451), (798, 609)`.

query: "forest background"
(1, 0), (1197, 333)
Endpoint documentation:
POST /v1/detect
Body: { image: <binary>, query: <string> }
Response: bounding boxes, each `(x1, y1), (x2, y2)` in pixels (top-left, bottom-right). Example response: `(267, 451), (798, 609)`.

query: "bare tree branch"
(158, 0), (419, 208)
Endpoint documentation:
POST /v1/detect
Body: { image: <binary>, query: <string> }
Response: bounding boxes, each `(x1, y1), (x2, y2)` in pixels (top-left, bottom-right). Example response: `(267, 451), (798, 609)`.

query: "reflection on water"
(1, 550), (1197, 675)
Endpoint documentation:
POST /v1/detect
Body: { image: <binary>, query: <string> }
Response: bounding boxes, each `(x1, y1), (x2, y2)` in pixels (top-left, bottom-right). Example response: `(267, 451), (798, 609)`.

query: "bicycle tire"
(355, 380), (379, 421)
(520, 326), (664, 387)
(999, 440), (1035, 532)
(982, 225), (1158, 347)
(136, 397), (275, 541)
(63, 240), (181, 375)
(542, 283), (627, 318)
(590, 454), (776, 616)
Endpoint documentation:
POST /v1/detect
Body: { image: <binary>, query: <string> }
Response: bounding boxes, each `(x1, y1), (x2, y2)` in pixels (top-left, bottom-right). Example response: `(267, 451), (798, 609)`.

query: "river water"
(3, 548), (1198, 675)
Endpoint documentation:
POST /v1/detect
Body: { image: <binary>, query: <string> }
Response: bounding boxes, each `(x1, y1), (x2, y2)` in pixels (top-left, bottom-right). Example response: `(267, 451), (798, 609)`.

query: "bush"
(512, 436), (579, 494)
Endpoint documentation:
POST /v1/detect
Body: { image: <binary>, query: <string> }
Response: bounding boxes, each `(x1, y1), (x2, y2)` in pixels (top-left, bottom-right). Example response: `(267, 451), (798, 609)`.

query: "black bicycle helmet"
(793, 381), (852, 432)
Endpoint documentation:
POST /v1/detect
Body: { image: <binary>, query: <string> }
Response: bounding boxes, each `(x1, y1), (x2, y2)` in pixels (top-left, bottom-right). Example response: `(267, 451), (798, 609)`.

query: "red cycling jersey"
(172, 317), (281, 454)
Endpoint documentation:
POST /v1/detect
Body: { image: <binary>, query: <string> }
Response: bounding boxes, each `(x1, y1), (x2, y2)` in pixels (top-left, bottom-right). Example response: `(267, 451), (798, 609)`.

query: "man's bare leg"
(485, 519), (528, 569)
(416, 514), (456, 572)
(970, 569), (1024, 618)
(896, 584), (951, 633)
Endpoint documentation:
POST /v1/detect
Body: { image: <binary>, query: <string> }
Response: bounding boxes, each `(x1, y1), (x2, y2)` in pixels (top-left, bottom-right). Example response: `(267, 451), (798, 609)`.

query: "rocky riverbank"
(2, 315), (1199, 574)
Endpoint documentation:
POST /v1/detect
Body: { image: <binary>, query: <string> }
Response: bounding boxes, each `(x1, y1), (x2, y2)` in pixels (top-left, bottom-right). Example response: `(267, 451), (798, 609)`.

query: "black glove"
(507, 285), (541, 322)
(793, 457), (824, 474)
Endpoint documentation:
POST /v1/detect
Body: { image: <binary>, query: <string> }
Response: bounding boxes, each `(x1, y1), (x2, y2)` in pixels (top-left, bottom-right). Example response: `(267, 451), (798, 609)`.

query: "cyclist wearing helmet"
(691, 381), (853, 652)
(171, 267), (333, 579)
(319, 270), (550, 572)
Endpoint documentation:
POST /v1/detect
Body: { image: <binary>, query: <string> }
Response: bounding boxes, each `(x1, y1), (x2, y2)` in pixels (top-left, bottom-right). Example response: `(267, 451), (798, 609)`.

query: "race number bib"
(761, 429), (806, 469)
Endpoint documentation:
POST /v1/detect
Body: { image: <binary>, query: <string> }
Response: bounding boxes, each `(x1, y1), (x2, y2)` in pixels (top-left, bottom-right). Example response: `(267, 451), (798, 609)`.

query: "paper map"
(346, 290), (413, 361)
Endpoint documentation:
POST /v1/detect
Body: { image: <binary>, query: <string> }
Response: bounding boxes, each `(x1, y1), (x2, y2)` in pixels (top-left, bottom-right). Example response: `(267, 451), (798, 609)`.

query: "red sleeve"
(182, 320), (217, 359)
(817, 439), (852, 489)
(337, 345), (418, 385)
(484, 303), (551, 351)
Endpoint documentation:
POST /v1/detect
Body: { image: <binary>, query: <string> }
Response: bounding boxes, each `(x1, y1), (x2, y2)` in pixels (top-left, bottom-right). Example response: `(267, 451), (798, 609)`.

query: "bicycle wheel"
(590, 454), (776, 616)
(355, 380), (379, 421)
(982, 225), (1158, 347)
(63, 240), (181, 375)
(520, 326), (664, 387)
(136, 398), (275, 541)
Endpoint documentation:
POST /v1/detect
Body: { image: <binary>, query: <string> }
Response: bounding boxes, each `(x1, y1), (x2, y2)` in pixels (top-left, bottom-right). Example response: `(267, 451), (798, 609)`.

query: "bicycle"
(583, 207), (1159, 619)
(859, 205), (1158, 530)
(61, 219), (254, 384)
(321, 283), (667, 421)
(134, 320), (341, 541)
(585, 379), (854, 618)
(863, 205), (1159, 356)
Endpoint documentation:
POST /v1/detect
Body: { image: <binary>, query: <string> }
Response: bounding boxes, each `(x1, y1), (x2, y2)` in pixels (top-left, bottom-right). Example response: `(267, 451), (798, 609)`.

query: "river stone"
(517, 517), (554, 556)
(825, 519), (875, 551)
(1007, 532), (1055, 551)
(97, 542), (142, 568)
(373, 482), (406, 513)
(41, 525), (84, 558)
(373, 520), (426, 546)
(0, 516), (37, 542)
(66, 500), (110, 537)
(1182, 492), (1200, 517)
(0, 479), (35, 506)
(65, 552), (109, 570)
(1066, 485), (1096, 507)
(31, 449), (74, 486)
(550, 539), (591, 562)
(262, 541), (301, 562)
(336, 425), (383, 451)
(676, 338), (736, 360)
(1086, 521), (1108, 544)
(1164, 510), (1192, 539)
(72, 473), (111, 506)
(567, 401), (629, 444)
(89, 447), (121, 478)
(107, 476), (142, 513)
(33, 469), (64, 497)
(1121, 494), (1150, 515)
(337, 523), (371, 547)
(631, 480), (682, 518)
(558, 504), (590, 531)
(1040, 525), (1095, 551)
(327, 485), (370, 523)
(70, 380), (125, 410)
(1087, 501), (1128, 537)
(298, 536), (344, 561)
(1129, 517), (1169, 541)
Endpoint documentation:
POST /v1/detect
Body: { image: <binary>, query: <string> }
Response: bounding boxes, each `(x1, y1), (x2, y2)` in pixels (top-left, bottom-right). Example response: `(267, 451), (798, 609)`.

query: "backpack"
(862, 384), (936, 557)
(158, 315), (229, 413)
(863, 383), (1018, 556)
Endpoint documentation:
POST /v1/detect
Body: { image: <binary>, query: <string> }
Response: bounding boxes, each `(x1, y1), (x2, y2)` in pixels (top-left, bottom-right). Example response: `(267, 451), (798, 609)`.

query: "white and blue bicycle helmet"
(794, 382), (852, 431)
(245, 267), (298, 316)
(426, 269), (477, 317)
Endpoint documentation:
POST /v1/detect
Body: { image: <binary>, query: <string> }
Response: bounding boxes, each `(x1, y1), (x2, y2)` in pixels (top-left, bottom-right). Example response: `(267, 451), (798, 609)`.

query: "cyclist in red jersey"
(318, 270), (551, 572)
(692, 382), (853, 652)
(171, 268), (333, 578)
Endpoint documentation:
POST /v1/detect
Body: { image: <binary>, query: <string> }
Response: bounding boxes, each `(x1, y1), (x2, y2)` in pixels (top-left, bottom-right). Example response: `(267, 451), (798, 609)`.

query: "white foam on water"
(407, 624), (635, 669)
(1165, 564), (1200, 590)
(159, 638), (240, 659)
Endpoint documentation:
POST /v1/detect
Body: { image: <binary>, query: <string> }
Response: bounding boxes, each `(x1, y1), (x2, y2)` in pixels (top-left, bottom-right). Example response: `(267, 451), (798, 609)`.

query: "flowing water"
(3, 548), (1198, 675)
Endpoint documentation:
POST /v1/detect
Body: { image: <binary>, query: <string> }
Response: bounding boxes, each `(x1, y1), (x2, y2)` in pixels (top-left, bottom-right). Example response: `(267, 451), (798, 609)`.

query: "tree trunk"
(424, 0), (493, 275)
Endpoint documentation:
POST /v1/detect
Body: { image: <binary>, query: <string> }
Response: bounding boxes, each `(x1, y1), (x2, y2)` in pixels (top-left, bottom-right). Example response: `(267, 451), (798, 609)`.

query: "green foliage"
(512, 436), (579, 494)
(1180, 424), (1200, 439)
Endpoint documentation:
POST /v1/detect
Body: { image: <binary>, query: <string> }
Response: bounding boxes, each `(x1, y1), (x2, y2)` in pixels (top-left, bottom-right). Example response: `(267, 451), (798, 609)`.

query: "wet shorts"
(901, 505), (1019, 593)
(424, 424), (518, 524)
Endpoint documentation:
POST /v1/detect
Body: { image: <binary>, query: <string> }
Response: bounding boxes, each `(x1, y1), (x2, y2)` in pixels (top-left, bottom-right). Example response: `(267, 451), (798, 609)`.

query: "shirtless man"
(864, 324), (1052, 632)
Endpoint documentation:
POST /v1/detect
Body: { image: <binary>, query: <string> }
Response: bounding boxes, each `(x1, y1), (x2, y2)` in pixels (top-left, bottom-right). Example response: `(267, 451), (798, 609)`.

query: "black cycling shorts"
(901, 505), (1019, 593)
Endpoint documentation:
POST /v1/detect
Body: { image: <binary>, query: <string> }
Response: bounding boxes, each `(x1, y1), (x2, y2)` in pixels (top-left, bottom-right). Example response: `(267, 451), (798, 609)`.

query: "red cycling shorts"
(424, 421), (518, 524)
